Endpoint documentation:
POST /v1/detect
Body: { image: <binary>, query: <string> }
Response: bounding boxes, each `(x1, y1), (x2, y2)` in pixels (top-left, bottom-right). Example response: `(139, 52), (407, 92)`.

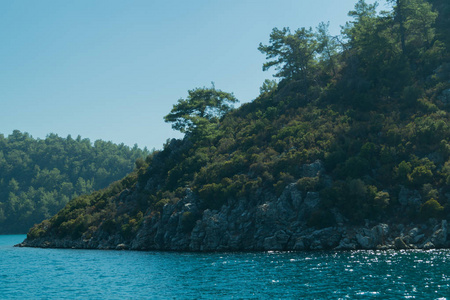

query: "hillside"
(0, 131), (149, 233)
(19, 0), (450, 250)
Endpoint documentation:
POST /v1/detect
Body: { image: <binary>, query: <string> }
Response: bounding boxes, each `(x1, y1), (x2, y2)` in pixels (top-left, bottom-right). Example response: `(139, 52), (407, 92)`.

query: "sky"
(0, 0), (381, 151)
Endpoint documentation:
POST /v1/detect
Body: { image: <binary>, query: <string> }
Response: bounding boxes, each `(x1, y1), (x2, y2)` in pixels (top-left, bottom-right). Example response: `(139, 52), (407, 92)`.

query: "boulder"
(404, 227), (425, 245)
(279, 183), (303, 210)
(335, 237), (357, 250)
(422, 241), (435, 250)
(394, 237), (408, 249)
(371, 223), (389, 245)
(293, 227), (341, 250)
(355, 224), (389, 249)
(304, 192), (320, 210)
(431, 220), (448, 248)
(116, 243), (128, 250)
(310, 227), (341, 250)
(263, 230), (291, 251)
(301, 160), (323, 177)
(356, 231), (372, 249)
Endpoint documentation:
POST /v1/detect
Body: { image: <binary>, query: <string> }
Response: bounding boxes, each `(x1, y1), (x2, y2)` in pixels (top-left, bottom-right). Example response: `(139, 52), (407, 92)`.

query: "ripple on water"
(1, 236), (450, 299)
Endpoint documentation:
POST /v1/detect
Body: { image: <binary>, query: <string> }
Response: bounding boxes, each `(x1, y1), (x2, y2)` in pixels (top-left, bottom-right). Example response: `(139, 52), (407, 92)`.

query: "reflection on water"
(1, 235), (449, 299)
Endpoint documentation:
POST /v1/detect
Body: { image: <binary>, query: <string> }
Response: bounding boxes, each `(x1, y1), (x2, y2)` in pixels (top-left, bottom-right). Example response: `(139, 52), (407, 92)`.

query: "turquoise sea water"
(1, 235), (449, 299)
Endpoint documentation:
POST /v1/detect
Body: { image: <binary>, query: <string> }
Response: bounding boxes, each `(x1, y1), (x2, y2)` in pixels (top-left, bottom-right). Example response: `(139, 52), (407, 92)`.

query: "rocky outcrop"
(17, 160), (450, 252)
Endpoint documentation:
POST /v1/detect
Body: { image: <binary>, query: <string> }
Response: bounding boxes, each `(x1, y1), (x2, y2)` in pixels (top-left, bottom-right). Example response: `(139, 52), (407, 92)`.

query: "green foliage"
(340, 156), (371, 178)
(408, 165), (433, 186)
(197, 177), (242, 210)
(27, 220), (50, 239)
(296, 177), (320, 192)
(395, 161), (412, 182)
(360, 142), (378, 162)
(321, 179), (391, 223)
(164, 86), (238, 134)
(0, 131), (149, 234)
(181, 211), (198, 233)
(258, 27), (319, 83)
(422, 184), (439, 201)
(260, 79), (278, 95)
(373, 190), (390, 211)
(420, 199), (444, 220)
(154, 198), (170, 212)
(387, 0), (438, 55)
(440, 161), (450, 185)
(316, 22), (340, 77)
(24, 0), (450, 242)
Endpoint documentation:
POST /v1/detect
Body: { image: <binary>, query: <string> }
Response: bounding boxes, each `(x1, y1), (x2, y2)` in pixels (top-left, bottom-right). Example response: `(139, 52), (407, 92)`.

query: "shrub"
(155, 198), (170, 212)
(401, 85), (423, 105)
(274, 172), (295, 196)
(198, 183), (226, 209)
(373, 191), (390, 211)
(324, 149), (346, 171)
(28, 226), (45, 239)
(341, 156), (370, 178)
(296, 177), (320, 192)
(394, 161), (412, 182)
(420, 199), (444, 220)
(360, 142), (378, 162)
(408, 165), (433, 186)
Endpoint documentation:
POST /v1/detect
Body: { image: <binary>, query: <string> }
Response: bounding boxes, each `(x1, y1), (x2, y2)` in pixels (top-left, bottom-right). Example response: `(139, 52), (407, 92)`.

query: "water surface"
(1, 235), (449, 299)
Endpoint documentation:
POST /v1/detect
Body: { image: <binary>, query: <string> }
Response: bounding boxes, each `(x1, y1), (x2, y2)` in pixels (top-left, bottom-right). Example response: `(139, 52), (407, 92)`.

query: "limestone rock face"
(301, 160), (323, 177)
(431, 220), (448, 248)
(352, 224), (390, 249)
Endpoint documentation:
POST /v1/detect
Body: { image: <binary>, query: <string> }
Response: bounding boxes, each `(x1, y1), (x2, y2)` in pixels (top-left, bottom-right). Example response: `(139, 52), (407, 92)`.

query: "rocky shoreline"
(16, 219), (450, 252)
(17, 167), (450, 252)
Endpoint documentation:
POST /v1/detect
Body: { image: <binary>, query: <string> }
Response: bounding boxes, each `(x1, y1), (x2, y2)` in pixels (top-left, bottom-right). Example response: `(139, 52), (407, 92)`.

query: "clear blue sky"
(0, 0), (380, 150)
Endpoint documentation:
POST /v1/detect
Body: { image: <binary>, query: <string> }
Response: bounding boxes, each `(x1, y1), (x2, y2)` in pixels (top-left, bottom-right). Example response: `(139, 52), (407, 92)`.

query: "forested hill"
(21, 0), (450, 251)
(0, 131), (150, 233)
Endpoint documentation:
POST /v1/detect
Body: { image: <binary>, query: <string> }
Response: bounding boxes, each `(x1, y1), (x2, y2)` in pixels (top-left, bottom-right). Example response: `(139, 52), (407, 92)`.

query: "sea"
(0, 235), (449, 299)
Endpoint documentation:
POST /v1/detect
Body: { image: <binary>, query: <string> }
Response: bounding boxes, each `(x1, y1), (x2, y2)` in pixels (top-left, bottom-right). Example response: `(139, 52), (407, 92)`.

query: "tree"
(164, 86), (238, 133)
(342, 0), (379, 43)
(0, 130), (150, 234)
(387, 0), (438, 54)
(316, 22), (340, 77)
(428, 0), (450, 52)
(340, 0), (415, 101)
(259, 79), (278, 95)
(342, 0), (386, 63)
(258, 27), (318, 84)
(388, 0), (408, 53)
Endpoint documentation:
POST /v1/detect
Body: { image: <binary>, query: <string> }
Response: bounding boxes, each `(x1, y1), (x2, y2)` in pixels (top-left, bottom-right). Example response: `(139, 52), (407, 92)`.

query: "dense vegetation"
(27, 0), (450, 241)
(0, 131), (149, 233)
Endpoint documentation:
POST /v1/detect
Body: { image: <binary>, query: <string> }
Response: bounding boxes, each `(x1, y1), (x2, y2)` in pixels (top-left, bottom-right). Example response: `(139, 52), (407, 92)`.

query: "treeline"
(27, 0), (450, 241)
(0, 130), (150, 233)
(257, 0), (448, 108)
(157, 0), (450, 218)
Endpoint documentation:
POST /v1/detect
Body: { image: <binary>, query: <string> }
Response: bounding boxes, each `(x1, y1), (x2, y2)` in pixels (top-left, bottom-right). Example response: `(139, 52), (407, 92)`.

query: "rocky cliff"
(18, 160), (450, 251)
